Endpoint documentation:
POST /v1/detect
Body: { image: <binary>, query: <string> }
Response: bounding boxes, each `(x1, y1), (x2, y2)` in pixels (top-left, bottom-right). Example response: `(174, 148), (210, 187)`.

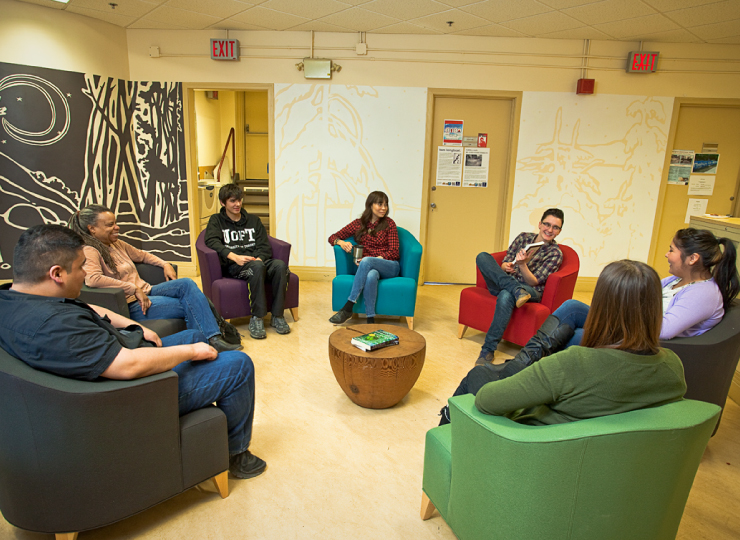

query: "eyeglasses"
(541, 222), (562, 232)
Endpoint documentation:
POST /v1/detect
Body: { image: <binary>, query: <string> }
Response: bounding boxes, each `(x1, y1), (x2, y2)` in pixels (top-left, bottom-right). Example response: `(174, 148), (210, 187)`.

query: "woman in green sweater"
(440, 260), (687, 426)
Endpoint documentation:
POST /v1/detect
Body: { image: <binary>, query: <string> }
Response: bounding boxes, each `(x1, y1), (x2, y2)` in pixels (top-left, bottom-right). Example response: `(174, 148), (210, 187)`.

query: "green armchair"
(332, 226), (422, 329)
(421, 394), (720, 540)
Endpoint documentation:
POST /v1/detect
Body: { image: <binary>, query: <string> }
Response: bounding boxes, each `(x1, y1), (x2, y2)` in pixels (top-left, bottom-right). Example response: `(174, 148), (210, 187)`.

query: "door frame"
(183, 83), (275, 276)
(647, 97), (740, 268)
(419, 89), (523, 284)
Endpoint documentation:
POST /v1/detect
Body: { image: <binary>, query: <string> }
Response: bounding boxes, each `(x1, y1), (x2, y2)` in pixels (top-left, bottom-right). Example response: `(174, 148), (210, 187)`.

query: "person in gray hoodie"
(205, 183), (290, 339)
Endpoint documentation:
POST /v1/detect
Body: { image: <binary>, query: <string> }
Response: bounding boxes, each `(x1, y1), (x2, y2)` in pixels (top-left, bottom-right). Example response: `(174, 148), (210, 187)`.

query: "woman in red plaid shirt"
(328, 191), (400, 324)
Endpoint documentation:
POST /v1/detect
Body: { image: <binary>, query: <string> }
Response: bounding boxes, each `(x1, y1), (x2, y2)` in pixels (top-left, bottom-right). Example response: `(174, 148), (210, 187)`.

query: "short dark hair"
(218, 183), (243, 204)
(541, 208), (564, 226)
(13, 225), (85, 284)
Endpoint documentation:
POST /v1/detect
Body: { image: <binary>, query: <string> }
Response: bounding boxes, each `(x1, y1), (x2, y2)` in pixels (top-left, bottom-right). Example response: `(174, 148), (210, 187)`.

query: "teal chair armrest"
(397, 227), (422, 281)
(333, 240), (357, 276)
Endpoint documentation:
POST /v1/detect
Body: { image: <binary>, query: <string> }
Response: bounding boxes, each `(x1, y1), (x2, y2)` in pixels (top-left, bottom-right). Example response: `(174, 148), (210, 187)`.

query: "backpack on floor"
(206, 297), (243, 345)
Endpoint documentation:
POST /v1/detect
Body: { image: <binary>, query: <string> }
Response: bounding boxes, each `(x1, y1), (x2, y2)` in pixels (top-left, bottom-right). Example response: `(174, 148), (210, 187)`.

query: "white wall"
(0, 0), (129, 80)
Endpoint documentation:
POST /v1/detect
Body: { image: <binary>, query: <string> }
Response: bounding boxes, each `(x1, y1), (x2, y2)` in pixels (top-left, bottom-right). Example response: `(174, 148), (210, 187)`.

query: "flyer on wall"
(667, 165), (691, 185)
(462, 147), (490, 188)
(436, 146), (463, 186)
(443, 119), (464, 146)
(693, 153), (720, 174)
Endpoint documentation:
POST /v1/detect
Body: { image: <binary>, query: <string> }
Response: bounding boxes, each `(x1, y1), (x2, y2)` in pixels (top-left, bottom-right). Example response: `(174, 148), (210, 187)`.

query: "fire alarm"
(576, 78), (595, 95)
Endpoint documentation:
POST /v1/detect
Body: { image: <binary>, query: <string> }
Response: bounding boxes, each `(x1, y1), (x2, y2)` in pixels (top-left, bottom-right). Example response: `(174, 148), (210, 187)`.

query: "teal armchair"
(421, 394), (720, 540)
(332, 227), (422, 329)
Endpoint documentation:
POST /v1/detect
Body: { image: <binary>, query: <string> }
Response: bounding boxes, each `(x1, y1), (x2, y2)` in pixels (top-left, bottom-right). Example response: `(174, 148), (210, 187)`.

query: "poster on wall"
(684, 198), (709, 223)
(462, 148), (490, 188)
(667, 149), (694, 185)
(693, 153), (720, 174)
(688, 175), (715, 196)
(436, 146), (462, 186)
(443, 119), (464, 146)
(0, 61), (191, 280)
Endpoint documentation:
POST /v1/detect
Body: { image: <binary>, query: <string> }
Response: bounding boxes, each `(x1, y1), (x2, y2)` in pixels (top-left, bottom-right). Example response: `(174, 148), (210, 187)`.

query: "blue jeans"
(162, 330), (255, 455)
(553, 299), (589, 347)
(128, 278), (220, 340)
(476, 252), (541, 354)
(348, 257), (400, 318)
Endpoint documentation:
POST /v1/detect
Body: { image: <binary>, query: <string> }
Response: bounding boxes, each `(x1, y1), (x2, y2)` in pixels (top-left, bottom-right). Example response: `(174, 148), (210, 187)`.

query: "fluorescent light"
(51, 0), (70, 3)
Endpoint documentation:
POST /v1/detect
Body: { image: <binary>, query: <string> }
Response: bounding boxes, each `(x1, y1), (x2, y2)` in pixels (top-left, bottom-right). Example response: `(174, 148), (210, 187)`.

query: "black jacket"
(205, 208), (272, 265)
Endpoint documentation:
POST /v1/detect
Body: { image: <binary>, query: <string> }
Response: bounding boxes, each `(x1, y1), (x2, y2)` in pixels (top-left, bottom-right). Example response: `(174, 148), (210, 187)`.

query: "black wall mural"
(0, 61), (190, 280)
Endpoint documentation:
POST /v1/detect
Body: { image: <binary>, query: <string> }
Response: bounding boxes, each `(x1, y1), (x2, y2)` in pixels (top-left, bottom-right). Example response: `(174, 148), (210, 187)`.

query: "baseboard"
(290, 266), (336, 282)
(574, 277), (597, 294)
(729, 371), (740, 405)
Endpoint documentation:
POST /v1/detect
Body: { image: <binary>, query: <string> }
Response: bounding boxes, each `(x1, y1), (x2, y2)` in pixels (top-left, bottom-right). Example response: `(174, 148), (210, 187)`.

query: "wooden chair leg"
(420, 492), (436, 520)
(406, 316), (414, 330)
(289, 307), (299, 322)
(212, 471), (229, 499)
(458, 324), (467, 339)
(56, 533), (78, 540)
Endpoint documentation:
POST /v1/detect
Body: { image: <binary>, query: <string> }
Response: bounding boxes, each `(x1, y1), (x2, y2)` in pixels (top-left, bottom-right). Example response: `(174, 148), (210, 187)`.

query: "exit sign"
(211, 39), (239, 60)
(626, 51), (659, 73)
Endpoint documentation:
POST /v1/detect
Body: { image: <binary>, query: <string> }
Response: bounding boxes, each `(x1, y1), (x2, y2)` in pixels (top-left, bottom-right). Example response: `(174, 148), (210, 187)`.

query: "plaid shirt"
(503, 232), (562, 294)
(328, 218), (400, 261)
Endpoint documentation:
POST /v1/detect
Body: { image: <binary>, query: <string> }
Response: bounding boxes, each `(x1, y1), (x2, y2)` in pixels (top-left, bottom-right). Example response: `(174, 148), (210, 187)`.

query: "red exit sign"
(211, 39), (239, 60)
(626, 51), (659, 73)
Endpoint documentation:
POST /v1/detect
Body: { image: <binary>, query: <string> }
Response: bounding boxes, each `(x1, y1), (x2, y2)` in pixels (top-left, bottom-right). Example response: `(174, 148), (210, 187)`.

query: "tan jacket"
(82, 241), (166, 303)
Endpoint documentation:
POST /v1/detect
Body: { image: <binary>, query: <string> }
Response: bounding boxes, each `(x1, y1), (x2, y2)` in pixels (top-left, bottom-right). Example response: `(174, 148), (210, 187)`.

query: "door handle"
(430, 203), (436, 208)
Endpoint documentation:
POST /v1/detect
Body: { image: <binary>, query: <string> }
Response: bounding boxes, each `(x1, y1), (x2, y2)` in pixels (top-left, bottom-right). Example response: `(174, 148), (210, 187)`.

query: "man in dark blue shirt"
(0, 225), (265, 479)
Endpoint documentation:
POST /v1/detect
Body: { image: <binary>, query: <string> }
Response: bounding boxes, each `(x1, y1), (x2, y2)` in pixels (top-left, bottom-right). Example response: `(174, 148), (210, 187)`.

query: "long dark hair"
(673, 228), (739, 309)
(354, 191), (390, 242)
(581, 260), (662, 354)
(67, 204), (117, 272)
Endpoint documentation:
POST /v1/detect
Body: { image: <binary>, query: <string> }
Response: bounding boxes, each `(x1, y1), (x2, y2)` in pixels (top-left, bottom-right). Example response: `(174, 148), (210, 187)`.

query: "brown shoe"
(515, 290), (531, 308)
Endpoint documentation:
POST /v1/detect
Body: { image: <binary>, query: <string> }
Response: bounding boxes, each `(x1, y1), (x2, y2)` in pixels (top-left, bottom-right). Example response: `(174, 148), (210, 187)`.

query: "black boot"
(492, 315), (576, 380)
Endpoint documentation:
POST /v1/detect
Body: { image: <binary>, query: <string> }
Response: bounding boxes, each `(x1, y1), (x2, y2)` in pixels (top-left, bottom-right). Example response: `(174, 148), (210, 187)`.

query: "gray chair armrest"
(77, 285), (130, 316)
(136, 263), (178, 286)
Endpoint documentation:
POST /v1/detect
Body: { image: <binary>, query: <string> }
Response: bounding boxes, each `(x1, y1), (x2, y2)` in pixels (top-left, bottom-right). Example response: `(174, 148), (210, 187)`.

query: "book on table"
(351, 329), (400, 352)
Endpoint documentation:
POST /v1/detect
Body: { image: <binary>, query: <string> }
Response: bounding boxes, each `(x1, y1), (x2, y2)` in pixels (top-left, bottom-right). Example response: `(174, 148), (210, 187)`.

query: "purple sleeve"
(660, 280), (724, 339)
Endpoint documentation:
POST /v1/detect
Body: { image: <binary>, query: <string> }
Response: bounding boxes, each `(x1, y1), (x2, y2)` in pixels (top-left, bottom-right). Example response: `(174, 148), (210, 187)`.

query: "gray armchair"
(77, 263), (186, 337)
(0, 346), (229, 539)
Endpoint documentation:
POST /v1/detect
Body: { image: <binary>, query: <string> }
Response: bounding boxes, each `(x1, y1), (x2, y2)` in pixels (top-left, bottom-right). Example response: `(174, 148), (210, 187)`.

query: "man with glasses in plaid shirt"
(474, 208), (564, 366)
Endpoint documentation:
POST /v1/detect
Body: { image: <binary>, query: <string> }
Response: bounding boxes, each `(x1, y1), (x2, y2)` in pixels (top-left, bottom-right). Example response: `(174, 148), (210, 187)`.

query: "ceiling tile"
(362, 0), (448, 21)
(633, 28), (704, 42)
(17, 0), (66, 9)
(128, 18), (189, 29)
(460, 0), (553, 24)
(706, 34), (740, 43)
(690, 18), (740, 39)
(537, 25), (612, 39)
(435, 0), (483, 6)
(165, 0), (255, 19)
(563, 0), (657, 26)
(260, 0), (350, 19)
(537, 0), (604, 8)
(593, 13), (681, 38)
(335, 0), (374, 4)
(231, 6), (310, 30)
(641, 0), (723, 11)
(501, 11), (585, 34)
(67, 0), (157, 18)
(66, 5), (138, 26)
(413, 10), (491, 33)
(143, 5), (223, 28)
(662, 0), (740, 28)
(452, 23), (528, 37)
(319, 7), (401, 31)
(208, 19), (269, 30)
(288, 20), (354, 32)
(372, 21), (443, 33)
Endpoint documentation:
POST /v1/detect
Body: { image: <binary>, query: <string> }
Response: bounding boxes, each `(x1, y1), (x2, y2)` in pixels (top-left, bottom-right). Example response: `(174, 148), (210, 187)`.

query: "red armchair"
(458, 245), (579, 347)
(196, 230), (299, 321)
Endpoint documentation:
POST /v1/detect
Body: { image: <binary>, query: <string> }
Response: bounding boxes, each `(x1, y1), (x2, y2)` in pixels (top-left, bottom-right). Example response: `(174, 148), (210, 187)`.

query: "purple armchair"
(196, 230), (299, 321)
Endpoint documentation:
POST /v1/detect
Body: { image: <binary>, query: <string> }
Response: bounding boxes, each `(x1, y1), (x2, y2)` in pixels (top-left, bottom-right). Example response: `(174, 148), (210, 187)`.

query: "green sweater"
(475, 346), (687, 425)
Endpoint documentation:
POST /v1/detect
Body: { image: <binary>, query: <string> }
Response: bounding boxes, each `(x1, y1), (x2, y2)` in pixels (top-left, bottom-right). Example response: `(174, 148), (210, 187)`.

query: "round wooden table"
(328, 324), (426, 409)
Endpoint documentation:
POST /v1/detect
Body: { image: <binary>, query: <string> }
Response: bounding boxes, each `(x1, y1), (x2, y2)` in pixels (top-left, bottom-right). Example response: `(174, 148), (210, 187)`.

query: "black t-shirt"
(0, 288), (123, 380)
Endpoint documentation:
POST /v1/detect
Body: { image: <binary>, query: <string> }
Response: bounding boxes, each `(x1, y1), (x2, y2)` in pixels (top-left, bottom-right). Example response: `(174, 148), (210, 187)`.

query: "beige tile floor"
(2, 282), (739, 539)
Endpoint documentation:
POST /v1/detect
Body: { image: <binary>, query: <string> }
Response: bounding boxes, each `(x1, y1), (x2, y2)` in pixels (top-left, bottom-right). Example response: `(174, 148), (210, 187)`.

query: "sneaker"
(208, 335), (243, 352)
(248, 316), (266, 339)
(271, 316), (291, 335)
(229, 450), (267, 479)
(475, 351), (494, 366)
(329, 309), (353, 325)
(515, 289), (532, 308)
